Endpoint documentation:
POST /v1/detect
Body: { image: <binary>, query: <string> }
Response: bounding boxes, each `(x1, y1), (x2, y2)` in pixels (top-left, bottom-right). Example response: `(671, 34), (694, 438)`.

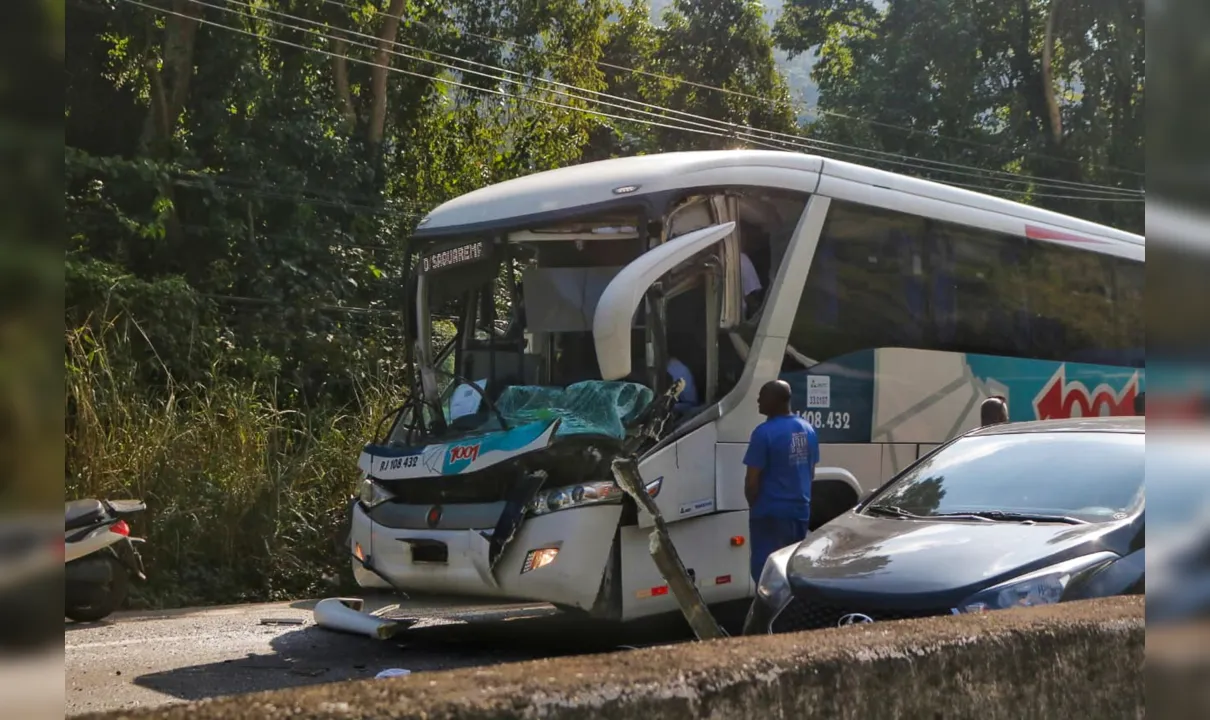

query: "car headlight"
(358, 478), (394, 509)
(528, 477), (662, 516)
(956, 552), (1119, 613)
(755, 543), (799, 615)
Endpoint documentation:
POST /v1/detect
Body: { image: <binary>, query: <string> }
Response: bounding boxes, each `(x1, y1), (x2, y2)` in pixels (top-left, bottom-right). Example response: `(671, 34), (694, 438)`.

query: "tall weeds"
(64, 318), (405, 608)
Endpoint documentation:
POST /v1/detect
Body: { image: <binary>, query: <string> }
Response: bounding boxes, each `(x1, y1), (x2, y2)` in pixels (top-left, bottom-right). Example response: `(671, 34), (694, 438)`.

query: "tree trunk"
(332, 34), (357, 131)
(368, 0), (408, 147)
(140, 1), (201, 152)
(1011, 0), (1082, 212)
(139, 1), (201, 264)
(1041, 0), (1064, 147)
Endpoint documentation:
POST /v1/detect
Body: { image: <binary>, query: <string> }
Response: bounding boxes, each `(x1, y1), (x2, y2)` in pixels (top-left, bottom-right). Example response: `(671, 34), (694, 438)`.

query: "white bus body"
(349, 151), (1144, 621)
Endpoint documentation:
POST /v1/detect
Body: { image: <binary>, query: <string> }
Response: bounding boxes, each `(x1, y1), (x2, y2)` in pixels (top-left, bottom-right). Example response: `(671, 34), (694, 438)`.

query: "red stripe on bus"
(1025, 224), (1107, 245)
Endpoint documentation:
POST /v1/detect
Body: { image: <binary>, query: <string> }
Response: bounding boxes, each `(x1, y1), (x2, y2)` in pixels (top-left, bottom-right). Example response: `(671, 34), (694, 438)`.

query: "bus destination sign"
(421, 239), (490, 274)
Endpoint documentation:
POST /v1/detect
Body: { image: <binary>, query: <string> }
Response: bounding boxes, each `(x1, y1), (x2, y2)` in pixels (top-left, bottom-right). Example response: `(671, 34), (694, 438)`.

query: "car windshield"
(866, 431), (1144, 523)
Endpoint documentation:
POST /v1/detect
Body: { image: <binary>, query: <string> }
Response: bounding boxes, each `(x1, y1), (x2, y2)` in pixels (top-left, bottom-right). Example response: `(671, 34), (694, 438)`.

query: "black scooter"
(64, 499), (147, 622)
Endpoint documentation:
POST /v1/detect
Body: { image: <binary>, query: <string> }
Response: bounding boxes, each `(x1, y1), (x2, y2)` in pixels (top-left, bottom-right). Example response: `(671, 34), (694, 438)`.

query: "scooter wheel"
(65, 555), (129, 623)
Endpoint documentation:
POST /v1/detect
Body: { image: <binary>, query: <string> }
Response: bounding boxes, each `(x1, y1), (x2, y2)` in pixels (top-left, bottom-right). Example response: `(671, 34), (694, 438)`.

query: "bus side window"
(790, 201), (926, 364)
(928, 223), (1029, 358)
(788, 199), (1144, 369)
(1111, 259), (1145, 367)
(1027, 241), (1118, 362)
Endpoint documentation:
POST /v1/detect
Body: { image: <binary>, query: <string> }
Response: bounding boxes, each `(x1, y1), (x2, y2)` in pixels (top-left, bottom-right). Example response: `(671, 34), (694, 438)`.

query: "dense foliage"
(775, 0), (1145, 229)
(65, 0), (1143, 607)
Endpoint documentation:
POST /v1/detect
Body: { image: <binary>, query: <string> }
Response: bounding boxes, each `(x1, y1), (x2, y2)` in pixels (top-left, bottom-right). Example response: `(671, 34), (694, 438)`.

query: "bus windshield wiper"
(864, 504), (923, 519)
(934, 510), (1088, 525)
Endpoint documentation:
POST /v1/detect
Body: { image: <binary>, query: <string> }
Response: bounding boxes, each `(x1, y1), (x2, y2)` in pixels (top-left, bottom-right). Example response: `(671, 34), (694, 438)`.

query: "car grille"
(771, 597), (950, 633)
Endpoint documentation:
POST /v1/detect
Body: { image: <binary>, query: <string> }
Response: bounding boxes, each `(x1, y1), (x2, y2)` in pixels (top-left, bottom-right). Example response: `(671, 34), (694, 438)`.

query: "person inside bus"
(738, 220), (768, 319)
(666, 353), (699, 415)
(744, 379), (819, 584)
(662, 288), (705, 416)
(979, 396), (1009, 427)
(740, 250), (763, 318)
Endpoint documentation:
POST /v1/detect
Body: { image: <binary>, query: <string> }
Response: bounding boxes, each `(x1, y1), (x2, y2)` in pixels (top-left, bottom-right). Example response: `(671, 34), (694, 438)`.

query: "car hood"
(786, 511), (1124, 607)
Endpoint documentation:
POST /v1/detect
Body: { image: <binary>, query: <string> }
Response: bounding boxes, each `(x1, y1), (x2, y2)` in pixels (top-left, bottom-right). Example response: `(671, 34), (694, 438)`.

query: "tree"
(585, 0), (802, 159)
(65, 0), (624, 398)
(654, 0), (799, 151)
(63, 0), (632, 606)
(582, 0), (669, 160)
(774, 0), (1144, 231)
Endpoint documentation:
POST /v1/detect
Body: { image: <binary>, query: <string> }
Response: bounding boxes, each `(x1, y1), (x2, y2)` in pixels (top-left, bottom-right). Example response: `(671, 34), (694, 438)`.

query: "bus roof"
(413, 150), (1144, 249)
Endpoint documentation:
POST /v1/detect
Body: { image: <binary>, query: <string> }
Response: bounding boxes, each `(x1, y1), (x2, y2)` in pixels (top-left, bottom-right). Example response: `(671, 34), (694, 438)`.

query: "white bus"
(348, 150), (1145, 623)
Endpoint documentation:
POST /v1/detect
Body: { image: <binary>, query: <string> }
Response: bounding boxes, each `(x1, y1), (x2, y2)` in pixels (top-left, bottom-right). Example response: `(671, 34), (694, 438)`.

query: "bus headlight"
(528, 478), (662, 516)
(358, 478), (394, 509)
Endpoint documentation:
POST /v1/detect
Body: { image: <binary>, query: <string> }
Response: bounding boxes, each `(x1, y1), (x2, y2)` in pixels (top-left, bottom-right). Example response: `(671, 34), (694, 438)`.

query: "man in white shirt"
(740, 251), (763, 317)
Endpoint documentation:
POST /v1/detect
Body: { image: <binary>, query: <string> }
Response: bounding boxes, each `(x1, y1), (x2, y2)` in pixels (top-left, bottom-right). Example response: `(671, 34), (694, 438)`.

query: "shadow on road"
(64, 619), (115, 633)
(130, 611), (698, 703)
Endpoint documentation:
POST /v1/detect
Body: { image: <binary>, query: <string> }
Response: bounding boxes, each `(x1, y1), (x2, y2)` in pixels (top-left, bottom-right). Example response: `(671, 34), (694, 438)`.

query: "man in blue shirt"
(744, 379), (820, 583)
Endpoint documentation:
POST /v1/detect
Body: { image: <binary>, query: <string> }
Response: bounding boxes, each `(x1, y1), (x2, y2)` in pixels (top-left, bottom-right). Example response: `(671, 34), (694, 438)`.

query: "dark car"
(743, 417), (1145, 635)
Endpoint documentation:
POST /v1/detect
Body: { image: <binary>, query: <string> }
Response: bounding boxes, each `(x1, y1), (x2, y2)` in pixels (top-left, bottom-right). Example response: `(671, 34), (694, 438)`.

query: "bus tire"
(810, 479), (861, 531)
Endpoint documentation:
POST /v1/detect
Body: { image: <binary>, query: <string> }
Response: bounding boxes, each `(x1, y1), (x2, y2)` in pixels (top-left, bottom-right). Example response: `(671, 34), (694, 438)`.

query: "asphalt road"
(65, 595), (697, 717)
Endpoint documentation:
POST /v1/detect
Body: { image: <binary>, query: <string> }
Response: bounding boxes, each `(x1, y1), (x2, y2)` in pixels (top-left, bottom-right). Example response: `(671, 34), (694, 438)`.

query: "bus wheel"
(810, 480), (860, 531)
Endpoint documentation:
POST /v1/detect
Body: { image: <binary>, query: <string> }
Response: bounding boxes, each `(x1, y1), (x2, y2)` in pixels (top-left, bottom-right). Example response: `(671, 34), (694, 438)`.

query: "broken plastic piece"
(611, 457), (726, 641)
(313, 598), (405, 640)
(375, 668), (412, 679)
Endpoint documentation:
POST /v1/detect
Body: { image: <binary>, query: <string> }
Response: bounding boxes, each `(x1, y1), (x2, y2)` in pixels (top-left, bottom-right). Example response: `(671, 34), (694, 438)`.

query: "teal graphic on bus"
(783, 349), (1144, 444)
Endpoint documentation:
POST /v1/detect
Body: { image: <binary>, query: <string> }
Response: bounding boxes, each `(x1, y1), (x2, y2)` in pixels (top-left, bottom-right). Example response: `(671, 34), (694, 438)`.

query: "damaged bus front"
(347, 149), (1146, 628)
(348, 173), (773, 620)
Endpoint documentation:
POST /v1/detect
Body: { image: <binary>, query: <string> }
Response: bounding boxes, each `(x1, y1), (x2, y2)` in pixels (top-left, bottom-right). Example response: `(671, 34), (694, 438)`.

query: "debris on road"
(611, 457), (727, 641)
(259, 617), (306, 626)
(375, 668), (412, 679)
(313, 597), (409, 640)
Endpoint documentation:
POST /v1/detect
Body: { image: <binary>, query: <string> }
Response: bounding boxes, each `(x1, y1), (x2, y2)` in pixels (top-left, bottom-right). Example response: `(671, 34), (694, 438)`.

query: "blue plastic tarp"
(494, 380), (653, 440)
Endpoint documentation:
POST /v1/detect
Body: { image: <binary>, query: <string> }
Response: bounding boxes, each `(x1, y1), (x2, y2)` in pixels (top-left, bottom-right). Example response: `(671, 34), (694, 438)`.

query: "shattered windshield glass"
(494, 381), (653, 439)
(399, 213), (656, 448)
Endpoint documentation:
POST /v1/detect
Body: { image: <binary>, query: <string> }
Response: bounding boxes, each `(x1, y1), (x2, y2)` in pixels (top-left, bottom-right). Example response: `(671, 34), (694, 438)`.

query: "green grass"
(64, 318), (405, 609)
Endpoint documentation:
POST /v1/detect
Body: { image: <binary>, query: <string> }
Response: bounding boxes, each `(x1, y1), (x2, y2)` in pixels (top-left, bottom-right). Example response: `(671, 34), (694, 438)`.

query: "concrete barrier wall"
(86, 596), (1143, 720)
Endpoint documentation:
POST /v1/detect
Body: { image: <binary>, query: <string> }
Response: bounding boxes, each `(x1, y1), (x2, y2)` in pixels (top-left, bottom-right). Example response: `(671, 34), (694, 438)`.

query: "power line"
(181, 0), (768, 153)
(160, 0), (1143, 202)
(101, 0), (1134, 206)
(190, 0), (1142, 198)
(312, 0), (1146, 197)
(374, 0), (1145, 179)
(118, 0), (739, 141)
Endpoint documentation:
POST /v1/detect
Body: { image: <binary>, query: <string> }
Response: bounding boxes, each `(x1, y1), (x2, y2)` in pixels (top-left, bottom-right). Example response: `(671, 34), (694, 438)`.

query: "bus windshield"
(403, 211), (658, 446)
(395, 186), (810, 449)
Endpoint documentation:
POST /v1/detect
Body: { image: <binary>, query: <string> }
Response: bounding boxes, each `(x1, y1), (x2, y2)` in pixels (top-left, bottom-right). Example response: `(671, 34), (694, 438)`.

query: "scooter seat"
(65, 499), (106, 531)
(107, 499), (146, 515)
